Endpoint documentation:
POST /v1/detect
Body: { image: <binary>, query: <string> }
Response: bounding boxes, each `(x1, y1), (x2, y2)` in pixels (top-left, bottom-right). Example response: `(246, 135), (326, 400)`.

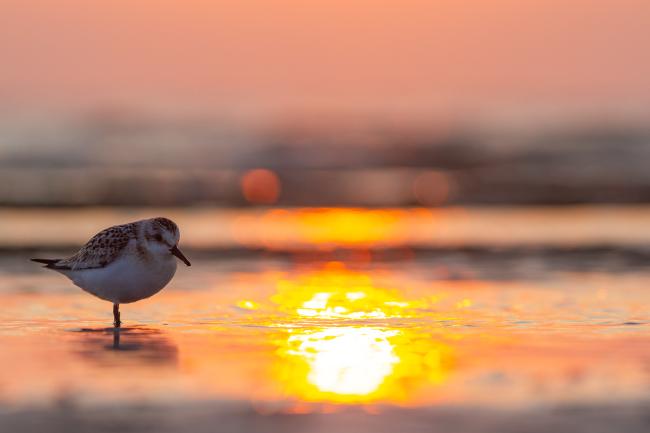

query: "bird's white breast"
(63, 247), (177, 304)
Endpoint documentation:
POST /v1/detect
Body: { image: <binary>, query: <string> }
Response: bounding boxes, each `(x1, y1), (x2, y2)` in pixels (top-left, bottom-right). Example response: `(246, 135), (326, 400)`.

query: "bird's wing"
(54, 223), (136, 270)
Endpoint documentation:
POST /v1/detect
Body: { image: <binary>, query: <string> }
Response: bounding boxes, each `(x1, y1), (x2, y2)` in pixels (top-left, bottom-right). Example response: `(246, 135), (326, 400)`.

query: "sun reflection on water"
(287, 327), (399, 397)
(276, 326), (453, 404)
(271, 262), (420, 319)
(265, 263), (454, 404)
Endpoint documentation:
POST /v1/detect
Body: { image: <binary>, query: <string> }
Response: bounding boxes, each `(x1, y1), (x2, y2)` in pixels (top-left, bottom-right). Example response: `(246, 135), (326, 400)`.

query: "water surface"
(1, 206), (649, 432)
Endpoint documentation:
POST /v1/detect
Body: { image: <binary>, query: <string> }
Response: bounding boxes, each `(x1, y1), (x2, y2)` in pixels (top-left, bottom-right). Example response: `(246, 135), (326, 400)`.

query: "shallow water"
(1, 207), (650, 432)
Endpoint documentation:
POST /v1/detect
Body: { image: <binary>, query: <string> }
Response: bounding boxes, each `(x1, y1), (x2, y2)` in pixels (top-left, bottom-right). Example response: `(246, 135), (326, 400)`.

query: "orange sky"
(1, 0), (650, 118)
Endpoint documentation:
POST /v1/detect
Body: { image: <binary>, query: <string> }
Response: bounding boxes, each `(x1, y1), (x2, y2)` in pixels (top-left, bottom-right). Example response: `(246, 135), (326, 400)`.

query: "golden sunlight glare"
(271, 262), (420, 319)
(289, 327), (399, 396)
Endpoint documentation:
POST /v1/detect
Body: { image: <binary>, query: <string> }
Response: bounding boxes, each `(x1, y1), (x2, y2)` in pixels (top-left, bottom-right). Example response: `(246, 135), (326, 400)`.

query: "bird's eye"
(154, 234), (163, 242)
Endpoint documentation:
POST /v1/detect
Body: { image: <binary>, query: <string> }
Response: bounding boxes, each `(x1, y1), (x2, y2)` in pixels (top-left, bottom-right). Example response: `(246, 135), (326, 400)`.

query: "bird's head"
(144, 217), (191, 266)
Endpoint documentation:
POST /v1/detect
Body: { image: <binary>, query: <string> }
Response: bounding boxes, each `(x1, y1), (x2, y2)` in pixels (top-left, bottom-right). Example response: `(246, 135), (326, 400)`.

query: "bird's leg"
(112, 328), (121, 349)
(113, 303), (121, 328)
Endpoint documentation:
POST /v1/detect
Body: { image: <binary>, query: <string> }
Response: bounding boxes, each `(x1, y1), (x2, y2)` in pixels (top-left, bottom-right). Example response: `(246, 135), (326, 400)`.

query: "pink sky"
(1, 0), (650, 118)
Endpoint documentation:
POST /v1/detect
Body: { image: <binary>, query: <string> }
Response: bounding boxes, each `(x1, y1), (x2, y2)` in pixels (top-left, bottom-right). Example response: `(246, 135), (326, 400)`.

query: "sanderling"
(31, 217), (191, 328)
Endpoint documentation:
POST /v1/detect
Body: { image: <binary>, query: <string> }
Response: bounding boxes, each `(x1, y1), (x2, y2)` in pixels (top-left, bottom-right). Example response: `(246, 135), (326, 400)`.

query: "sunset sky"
(2, 1), (650, 119)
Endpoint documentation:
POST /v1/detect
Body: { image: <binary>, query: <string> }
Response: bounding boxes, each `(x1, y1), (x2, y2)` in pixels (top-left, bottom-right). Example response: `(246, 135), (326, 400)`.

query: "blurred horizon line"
(2, 109), (650, 207)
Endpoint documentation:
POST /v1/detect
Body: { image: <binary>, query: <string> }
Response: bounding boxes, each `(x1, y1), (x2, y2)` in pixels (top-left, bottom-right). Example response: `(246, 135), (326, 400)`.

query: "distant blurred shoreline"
(2, 113), (649, 206)
(2, 166), (650, 207)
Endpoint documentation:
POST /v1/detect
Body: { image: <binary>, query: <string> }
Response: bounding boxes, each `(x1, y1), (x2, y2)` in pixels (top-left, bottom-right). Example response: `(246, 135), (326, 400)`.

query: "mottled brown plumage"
(36, 218), (182, 271)
(55, 223), (137, 270)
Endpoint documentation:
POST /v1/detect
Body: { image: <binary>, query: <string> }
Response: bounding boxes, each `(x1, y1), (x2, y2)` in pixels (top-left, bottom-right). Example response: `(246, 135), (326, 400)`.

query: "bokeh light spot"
(241, 169), (281, 205)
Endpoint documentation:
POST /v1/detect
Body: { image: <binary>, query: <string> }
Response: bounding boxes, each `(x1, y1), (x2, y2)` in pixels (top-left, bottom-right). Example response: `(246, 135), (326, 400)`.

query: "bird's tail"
(30, 258), (62, 269)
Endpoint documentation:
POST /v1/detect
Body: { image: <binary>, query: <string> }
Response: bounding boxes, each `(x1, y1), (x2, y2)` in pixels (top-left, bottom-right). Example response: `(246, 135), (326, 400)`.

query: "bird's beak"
(170, 245), (191, 266)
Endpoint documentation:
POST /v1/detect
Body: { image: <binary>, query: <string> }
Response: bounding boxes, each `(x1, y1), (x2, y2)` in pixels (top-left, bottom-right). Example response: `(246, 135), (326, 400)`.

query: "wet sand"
(1, 207), (650, 432)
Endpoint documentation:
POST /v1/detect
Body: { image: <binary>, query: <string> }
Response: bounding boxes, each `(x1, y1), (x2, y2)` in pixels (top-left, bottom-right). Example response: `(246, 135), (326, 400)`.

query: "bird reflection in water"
(72, 326), (178, 367)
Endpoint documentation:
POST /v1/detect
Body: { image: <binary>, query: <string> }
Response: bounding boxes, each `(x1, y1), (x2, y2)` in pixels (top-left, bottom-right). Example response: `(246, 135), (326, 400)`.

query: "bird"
(31, 217), (191, 328)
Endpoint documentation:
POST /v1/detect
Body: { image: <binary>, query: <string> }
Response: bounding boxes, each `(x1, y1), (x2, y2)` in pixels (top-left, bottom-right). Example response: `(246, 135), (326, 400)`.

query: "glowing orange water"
(1, 207), (650, 411)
